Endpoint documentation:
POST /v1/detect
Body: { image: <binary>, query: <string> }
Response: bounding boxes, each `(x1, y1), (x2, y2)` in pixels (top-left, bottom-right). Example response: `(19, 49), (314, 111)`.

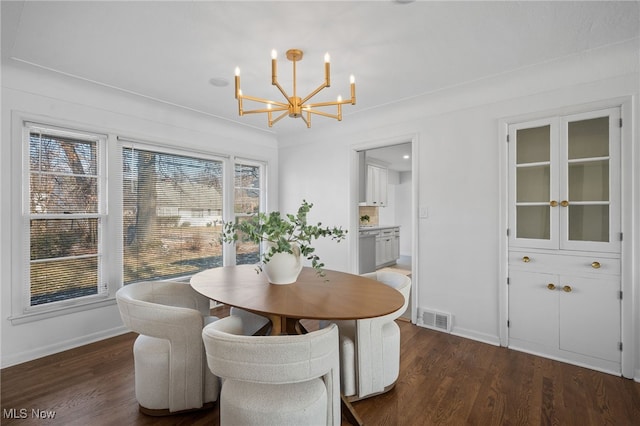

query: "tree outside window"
(28, 129), (103, 306)
(122, 147), (224, 283)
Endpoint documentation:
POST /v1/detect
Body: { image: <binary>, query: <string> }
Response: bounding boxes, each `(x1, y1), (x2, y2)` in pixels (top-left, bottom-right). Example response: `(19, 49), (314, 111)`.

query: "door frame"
(350, 133), (420, 324)
(498, 97), (636, 379)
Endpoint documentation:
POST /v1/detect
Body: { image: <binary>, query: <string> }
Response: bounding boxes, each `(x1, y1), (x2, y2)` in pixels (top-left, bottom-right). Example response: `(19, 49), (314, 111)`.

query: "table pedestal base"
(266, 314), (309, 335)
(341, 394), (364, 426)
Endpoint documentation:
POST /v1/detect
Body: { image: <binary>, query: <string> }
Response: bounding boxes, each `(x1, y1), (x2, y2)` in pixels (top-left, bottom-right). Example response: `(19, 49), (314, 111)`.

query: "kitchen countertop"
(359, 225), (399, 231)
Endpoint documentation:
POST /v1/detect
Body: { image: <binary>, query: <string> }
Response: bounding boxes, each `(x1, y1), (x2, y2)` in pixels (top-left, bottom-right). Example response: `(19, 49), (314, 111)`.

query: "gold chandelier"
(234, 48), (356, 128)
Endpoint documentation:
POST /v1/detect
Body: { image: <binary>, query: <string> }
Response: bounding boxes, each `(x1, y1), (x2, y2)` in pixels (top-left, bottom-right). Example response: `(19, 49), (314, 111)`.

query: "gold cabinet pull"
(550, 200), (558, 207)
(591, 261), (601, 269)
(522, 256), (530, 263)
(563, 285), (572, 293)
(547, 283), (556, 290)
(560, 200), (569, 207)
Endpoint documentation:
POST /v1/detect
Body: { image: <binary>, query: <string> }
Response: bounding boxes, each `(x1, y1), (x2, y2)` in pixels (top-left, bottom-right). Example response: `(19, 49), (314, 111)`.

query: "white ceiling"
(365, 143), (413, 172)
(2, 1), (639, 136)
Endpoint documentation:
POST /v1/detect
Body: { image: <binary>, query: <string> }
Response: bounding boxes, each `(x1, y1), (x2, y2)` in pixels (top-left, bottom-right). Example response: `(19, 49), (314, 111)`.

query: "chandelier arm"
(300, 81), (330, 105)
(242, 107), (288, 115)
(270, 110), (290, 126)
(305, 99), (351, 108)
(301, 113), (310, 128)
(239, 94), (289, 108)
(305, 109), (340, 120)
(305, 92), (356, 108)
(272, 80), (293, 106)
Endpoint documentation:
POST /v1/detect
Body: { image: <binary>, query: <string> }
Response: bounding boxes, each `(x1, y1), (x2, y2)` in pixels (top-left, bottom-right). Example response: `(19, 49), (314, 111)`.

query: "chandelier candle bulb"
(324, 53), (331, 85)
(271, 49), (277, 83)
(350, 75), (356, 104)
(234, 67), (241, 99)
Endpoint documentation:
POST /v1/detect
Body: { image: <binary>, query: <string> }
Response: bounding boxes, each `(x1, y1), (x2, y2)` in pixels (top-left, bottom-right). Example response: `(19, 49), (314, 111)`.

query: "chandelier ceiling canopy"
(234, 48), (356, 128)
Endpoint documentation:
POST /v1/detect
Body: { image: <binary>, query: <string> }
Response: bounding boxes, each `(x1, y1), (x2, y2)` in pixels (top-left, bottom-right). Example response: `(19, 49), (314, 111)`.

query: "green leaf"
(219, 200), (348, 278)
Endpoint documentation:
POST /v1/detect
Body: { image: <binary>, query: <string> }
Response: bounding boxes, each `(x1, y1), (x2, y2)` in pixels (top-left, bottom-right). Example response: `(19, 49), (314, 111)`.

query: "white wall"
(278, 40), (639, 379)
(0, 61), (279, 367)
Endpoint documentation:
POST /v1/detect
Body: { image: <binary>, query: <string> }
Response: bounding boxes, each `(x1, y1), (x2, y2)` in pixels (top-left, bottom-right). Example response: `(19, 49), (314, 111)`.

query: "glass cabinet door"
(509, 108), (620, 253)
(509, 119), (558, 249)
(560, 109), (620, 252)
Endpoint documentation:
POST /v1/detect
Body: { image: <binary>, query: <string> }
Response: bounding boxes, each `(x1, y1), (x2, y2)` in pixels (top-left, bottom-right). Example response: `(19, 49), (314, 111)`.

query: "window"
(25, 123), (106, 307)
(122, 146), (225, 283)
(233, 161), (265, 265)
(14, 119), (268, 322)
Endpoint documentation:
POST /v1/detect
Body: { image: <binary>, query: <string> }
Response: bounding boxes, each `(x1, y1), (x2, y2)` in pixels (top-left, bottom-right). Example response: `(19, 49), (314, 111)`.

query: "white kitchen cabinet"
(375, 227), (399, 268)
(507, 107), (622, 374)
(366, 164), (387, 207)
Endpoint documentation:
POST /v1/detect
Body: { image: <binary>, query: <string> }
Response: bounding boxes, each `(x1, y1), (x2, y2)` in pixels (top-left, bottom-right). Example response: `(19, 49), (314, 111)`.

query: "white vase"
(262, 243), (303, 285)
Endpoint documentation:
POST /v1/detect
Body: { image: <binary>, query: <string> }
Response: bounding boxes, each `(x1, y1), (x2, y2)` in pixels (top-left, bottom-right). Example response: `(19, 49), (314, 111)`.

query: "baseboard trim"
(1, 325), (129, 368)
(451, 327), (501, 347)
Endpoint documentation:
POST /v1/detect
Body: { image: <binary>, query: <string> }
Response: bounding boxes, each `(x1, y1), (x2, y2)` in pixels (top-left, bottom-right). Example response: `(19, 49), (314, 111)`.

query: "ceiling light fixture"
(234, 48), (356, 128)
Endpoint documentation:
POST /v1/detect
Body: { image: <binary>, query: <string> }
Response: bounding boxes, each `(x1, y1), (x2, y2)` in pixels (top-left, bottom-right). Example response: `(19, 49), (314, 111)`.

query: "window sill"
(9, 296), (117, 325)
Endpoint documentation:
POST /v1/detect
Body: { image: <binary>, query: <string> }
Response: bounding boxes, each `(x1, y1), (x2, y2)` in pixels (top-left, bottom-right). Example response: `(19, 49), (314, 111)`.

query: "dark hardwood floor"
(2, 307), (639, 426)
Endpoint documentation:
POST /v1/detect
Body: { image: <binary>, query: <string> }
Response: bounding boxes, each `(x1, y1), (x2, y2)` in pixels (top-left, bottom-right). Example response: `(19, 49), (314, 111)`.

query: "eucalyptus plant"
(221, 200), (347, 276)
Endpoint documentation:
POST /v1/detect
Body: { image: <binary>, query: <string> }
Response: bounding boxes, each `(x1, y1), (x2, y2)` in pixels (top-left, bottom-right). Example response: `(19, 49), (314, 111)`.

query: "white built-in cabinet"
(375, 227), (399, 268)
(366, 164), (388, 207)
(507, 107), (622, 374)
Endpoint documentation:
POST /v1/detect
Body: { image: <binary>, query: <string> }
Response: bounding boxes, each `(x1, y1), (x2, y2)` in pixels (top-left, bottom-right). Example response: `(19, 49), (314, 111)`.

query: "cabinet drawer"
(378, 227), (399, 238)
(509, 251), (620, 276)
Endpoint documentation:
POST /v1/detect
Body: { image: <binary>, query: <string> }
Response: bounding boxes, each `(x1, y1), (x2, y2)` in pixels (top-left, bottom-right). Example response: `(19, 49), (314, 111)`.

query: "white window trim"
(10, 115), (112, 324)
(224, 157), (267, 266)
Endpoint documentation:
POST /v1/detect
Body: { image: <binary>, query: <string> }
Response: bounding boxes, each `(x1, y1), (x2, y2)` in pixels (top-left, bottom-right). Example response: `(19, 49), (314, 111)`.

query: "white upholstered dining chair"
(202, 315), (341, 426)
(329, 270), (411, 401)
(116, 281), (219, 415)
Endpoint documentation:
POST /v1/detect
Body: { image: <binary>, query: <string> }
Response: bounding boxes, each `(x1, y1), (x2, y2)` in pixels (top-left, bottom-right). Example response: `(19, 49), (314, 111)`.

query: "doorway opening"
(356, 141), (415, 321)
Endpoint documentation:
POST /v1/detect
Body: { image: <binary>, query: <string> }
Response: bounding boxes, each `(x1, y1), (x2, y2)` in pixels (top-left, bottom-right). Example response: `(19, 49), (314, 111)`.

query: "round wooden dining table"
(190, 264), (405, 335)
(191, 264), (405, 425)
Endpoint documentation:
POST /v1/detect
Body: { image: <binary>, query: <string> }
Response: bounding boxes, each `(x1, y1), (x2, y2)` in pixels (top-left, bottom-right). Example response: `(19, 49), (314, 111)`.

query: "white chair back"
(203, 317), (341, 425)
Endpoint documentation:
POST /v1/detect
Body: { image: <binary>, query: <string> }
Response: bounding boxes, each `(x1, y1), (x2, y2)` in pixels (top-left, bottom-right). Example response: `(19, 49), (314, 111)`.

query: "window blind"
(122, 146), (224, 283)
(27, 127), (104, 306)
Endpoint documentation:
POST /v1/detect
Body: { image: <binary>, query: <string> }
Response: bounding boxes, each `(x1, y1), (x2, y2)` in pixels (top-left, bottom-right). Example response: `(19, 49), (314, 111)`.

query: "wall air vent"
(417, 308), (452, 333)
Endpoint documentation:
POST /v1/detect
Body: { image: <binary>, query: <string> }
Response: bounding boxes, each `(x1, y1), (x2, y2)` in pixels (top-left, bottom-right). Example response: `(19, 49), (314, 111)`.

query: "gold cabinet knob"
(550, 200), (558, 207)
(591, 261), (601, 269)
(522, 256), (530, 263)
(547, 283), (556, 290)
(560, 200), (569, 207)
(563, 285), (572, 293)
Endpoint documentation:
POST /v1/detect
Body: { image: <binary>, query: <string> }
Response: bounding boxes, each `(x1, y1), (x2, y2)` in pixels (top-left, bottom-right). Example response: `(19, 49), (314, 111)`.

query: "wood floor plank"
(2, 312), (639, 426)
